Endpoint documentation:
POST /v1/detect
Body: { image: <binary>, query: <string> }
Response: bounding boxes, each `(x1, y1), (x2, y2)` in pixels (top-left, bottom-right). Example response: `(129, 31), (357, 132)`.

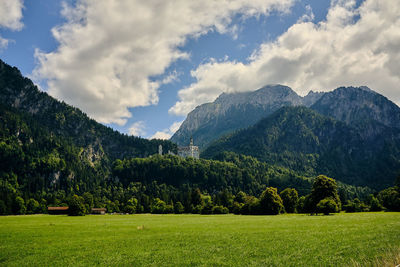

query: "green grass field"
(0, 213), (399, 266)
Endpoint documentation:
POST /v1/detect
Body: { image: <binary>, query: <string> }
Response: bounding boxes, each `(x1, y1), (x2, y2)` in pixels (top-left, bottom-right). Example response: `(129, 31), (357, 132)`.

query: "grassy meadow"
(0, 213), (399, 266)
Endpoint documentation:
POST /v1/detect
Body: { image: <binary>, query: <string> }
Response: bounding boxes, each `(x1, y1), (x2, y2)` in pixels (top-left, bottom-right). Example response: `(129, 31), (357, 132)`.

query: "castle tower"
(158, 144), (163, 155)
(177, 137), (199, 159)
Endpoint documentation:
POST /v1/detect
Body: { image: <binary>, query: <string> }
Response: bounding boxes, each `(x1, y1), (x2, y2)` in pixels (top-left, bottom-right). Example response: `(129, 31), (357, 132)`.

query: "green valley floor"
(0, 213), (399, 266)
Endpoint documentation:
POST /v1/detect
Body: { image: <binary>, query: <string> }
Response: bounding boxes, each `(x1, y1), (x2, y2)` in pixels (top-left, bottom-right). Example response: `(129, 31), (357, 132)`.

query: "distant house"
(91, 208), (107, 215)
(178, 137), (199, 159)
(48, 206), (69, 215)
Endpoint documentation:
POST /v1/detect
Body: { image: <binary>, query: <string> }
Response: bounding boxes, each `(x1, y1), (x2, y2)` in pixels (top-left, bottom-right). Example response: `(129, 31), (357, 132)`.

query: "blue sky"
(0, 0), (399, 139)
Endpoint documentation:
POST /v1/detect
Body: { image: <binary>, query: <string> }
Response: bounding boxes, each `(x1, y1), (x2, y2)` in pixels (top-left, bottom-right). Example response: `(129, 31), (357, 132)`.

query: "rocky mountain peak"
(302, 90), (325, 107)
(311, 86), (400, 129)
(171, 84), (305, 148)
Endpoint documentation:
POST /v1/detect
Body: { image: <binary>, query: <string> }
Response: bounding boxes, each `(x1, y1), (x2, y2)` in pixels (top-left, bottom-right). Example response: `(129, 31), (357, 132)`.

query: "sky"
(0, 0), (399, 140)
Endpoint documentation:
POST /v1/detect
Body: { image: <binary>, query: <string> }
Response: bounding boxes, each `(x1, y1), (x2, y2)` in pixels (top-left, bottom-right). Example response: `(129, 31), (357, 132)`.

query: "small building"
(91, 208), (107, 215)
(48, 206), (69, 215)
(178, 137), (199, 159)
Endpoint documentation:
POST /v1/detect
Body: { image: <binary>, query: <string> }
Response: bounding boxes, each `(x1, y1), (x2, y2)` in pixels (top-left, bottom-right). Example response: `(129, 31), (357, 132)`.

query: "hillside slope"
(0, 59), (176, 194)
(202, 106), (400, 189)
(0, 59), (176, 160)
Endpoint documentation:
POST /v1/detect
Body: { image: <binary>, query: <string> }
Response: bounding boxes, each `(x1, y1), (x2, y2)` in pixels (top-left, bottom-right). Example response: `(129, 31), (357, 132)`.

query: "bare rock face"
(302, 91), (325, 107)
(171, 84), (323, 149)
(311, 86), (400, 139)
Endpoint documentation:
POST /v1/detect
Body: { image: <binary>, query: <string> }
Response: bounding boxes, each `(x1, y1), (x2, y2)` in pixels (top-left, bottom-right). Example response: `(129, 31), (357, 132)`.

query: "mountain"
(202, 106), (400, 190)
(0, 59), (176, 193)
(311, 86), (400, 135)
(171, 84), (324, 148)
(0, 59), (176, 160)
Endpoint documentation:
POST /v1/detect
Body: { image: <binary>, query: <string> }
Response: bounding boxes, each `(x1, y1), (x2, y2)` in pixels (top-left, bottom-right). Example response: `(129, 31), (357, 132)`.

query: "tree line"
(1, 173), (398, 216)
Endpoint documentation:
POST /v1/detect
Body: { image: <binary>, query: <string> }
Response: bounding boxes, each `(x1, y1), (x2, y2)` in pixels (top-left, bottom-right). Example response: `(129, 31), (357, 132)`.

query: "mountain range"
(171, 85), (325, 148)
(1, 58), (399, 194)
(172, 85), (400, 151)
(181, 85), (400, 190)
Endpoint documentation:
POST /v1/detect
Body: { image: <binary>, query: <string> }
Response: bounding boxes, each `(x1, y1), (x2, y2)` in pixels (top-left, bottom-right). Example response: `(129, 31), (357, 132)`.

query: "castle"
(158, 137), (199, 159)
(177, 137), (199, 159)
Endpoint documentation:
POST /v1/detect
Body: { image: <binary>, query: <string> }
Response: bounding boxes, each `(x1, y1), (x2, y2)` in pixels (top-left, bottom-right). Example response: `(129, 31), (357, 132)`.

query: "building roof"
(48, 206), (69, 211)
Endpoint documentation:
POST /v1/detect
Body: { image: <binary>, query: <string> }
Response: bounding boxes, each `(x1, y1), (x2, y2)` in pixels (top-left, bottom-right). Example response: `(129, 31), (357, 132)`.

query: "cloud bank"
(151, 121), (183, 140)
(0, 0), (24, 50)
(33, 0), (294, 125)
(170, 0), (400, 116)
(128, 121), (146, 137)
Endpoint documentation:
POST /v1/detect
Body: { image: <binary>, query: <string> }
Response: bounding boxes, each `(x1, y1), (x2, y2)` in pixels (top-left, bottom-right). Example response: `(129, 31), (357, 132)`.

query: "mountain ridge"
(201, 106), (400, 190)
(311, 86), (400, 130)
(0, 59), (176, 161)
(172, 84), (400, 150)
(171, 84), (325, 148)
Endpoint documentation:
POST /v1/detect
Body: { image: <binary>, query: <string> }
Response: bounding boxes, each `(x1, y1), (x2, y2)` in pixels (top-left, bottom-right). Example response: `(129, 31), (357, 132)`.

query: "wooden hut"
(48, 206), (69, 215)
(91, 208), (107, 215)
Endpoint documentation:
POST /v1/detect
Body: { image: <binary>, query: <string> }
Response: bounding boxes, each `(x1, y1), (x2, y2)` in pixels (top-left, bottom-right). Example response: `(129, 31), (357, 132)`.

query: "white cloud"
(170, 0), (400, 116)
(151, 131), (172, 140)
(0, 36), (9, 51)
(128, 121), (146, 137)
(0, 0), (24, 50)
(33, 0), (294, 126)
(0, 0), (24, 30)
(297, 5), (314, 23)
(151, 121), (183, 140)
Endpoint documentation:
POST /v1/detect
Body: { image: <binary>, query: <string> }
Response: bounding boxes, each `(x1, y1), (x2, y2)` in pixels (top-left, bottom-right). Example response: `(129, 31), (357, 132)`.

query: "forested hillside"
(0, 59), (176, 160)
(202, 106), (400, 190)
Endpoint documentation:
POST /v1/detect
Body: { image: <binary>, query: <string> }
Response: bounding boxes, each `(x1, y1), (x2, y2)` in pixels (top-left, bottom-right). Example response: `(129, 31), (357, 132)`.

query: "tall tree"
(310, 175), (341, 213)
(259, 187), (284, 215)
(68, 195), (86, 216)
(280, 188), (299, 213)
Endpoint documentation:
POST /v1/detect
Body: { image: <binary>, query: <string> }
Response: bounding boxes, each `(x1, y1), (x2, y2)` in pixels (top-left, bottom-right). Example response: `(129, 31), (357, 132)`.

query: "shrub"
(232, 201), (243, 215)
(0, 200), (7, 215)
(297, 195), (313, 214)
(378, 187), (400, 211)
(124, 198), (138, 214)
(174, 202), (184, 214)
(192, 205), (203, 214)
(26, 198), (40, 214)
(13, 196), (26, 215)
(369, 196), (383, 211)
(201, 202), (213, 214)
(343, 198), (369, 213)
(68, 195), (86, 216)
(240, 196), (259, 215)
(124, 205), (136, 214)
(165, 204), (174, 214)
(316, 198), (338, 215)
(151, 198), (167, 214)
(212, 205), (229, 214)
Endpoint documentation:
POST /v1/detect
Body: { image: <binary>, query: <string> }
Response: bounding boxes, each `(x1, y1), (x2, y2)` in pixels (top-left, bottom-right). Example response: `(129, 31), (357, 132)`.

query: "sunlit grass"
(0, 213), (399, 266)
